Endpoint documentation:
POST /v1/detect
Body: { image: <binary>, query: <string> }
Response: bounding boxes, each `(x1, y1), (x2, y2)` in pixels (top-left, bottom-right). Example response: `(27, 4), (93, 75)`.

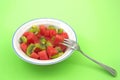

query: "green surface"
(0, 0), (120, 80)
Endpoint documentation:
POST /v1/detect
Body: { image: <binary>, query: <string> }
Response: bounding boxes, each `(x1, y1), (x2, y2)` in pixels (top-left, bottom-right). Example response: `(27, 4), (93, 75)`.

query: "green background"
(0, 0), (120, 80)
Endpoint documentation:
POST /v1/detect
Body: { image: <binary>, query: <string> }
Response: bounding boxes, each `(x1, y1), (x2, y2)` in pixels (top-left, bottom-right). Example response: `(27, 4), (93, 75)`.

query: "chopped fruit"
(48, 25), (55, 30)
(20, 43), (27, 52)
(23, 32), (31, 37)
(55, 47), (62, 52)
(40, 37), (46, 44)
(29, 25), (39, 34)
(58, 44), (67, 52)
(39, 43), (46, 50)
(20, 36), (27, 43)
(20, 24), (69, 60)
(49, 29), (56, 37)
(51, 52), (64, 59)
(61, 32), (69, 39)
(25, 32), (39, 44)
(44, 30), (50, 37)
(30, 52), (39, 59)
(47, 46), (58, 58)
(34, 43), (46, 50)
(38, 50), (49, 60)
(36, 32), (41, 38)
(39, 25), (46, 35)
(54, 35), (64, 45)
(58, 28), (63, 34)
(26, 44), (35, 56)
(34, 48), (41, 53)
(46, 41), (53, 47)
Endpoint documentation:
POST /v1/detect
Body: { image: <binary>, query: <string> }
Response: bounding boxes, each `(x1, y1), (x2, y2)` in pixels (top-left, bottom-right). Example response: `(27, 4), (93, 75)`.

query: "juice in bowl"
(12, 18), (77, 65)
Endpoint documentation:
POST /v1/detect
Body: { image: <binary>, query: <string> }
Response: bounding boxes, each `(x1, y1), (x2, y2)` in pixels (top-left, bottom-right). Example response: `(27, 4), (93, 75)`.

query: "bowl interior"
(13, 18), (77, 65)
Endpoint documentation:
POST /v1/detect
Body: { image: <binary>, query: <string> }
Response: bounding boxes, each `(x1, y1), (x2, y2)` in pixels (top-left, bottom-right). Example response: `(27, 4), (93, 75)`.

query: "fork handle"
(78, 49), (117, 77)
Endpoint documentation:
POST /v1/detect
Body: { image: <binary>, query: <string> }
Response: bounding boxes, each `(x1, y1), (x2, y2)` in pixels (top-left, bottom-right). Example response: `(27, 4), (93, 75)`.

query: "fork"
(62, 39), (117, 77)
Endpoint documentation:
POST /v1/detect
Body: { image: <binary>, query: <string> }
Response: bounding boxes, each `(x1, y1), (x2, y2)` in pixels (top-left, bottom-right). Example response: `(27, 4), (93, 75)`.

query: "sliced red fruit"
(30, 52), (39, 59)
(44, 30), (50, 37)
(36, 32), (41, 38)
(38, 50), (49, 60)
(33, 36), (39, 43)
(54, 35), (64, 45)
(23, 32), (31, 37)
(61, 32), (69, 39)
(58, 44), (67, 52)
(26, 32), (39, 44)
(20, 24), (69, 60)
(34, 48), (41, 53)
(46, 37), (54, 45)
(20, 43), (27, 52)
(39, 25), (47, 35)
(49, 30), (56, 37)
(47, 46), (58, 58)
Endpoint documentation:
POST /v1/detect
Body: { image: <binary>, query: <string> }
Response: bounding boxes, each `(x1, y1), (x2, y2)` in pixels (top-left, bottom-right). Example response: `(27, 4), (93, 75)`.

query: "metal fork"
(62, 39), (117, 77)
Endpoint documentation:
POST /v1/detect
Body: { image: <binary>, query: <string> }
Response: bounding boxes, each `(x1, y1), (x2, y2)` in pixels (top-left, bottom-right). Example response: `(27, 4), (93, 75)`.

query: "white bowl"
(12, 18), (77, 65)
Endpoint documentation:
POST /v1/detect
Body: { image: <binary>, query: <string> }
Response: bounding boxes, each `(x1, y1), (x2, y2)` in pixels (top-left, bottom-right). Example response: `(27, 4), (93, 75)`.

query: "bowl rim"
(12, 18), (77, 65)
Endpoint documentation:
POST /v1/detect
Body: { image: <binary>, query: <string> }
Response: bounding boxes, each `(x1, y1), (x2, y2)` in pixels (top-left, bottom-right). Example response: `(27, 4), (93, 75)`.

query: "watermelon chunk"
(38, 50), (49, 60)
(36, 32), (41, 38)
(30, 52), (39, 59)
(61, 32), (69, 39)
(25, 32), (39, 44)
(47, 46), (58, 58)
(49, 29), (56, 37)
(20, 43), (27, 52)
(39, 25), (47, 35)
(34, 48), (41, 53)
(54, 35), (64, 45)
(20, 24), (69, 60)
(44, 30), (50, 37)
(58, 44), (67, 52)
(23, 32), (31, 37)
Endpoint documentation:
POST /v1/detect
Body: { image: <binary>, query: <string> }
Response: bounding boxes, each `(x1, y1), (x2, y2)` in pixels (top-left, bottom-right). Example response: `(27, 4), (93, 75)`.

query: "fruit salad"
(19, 25), (69, 60)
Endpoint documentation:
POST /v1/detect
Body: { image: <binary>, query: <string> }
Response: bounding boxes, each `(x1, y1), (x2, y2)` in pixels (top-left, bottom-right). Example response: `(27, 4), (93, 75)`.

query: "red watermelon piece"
(58, 44), (67, 52)
(20, 43), (27, 52)
(30, 52), (39, 59)
(20, 24), (69, 60)
(25, 32), (39, 44)
(38, 50), (49, 60)
(49, 29), (56, 37)
(47, 46), (58, 58)
(61, 32), (69, 39)
(54, 35), (64, 45)
(39, 25), (47, 35)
